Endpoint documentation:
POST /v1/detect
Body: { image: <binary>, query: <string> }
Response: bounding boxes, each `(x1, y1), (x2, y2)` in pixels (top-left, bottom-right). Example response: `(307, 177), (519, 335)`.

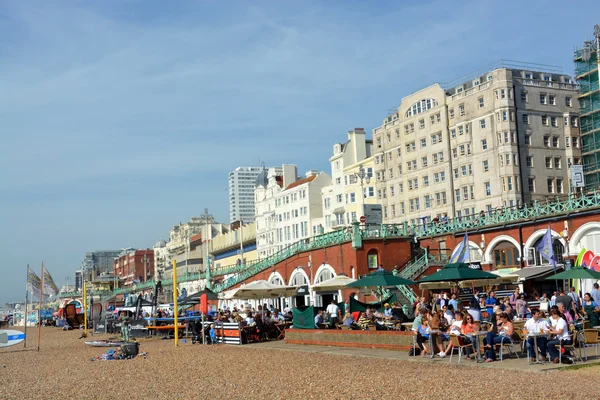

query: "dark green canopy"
(346, 270), (414, 289)
(417, 263), (499, 283)
(545, 267), (600, 280)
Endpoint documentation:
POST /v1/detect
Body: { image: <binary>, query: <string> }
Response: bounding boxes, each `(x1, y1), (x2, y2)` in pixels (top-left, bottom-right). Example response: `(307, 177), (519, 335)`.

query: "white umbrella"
(457, 275), (519, 289)
(311, 275), (356, 291)
(231, 280), (299, 299)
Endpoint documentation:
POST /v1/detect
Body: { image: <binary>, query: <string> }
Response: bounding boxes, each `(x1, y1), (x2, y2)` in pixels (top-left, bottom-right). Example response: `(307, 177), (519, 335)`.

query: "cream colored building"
(321, 128), (376, 230)
(373, 66), (581, 226)
(255, 164), (331, 257)
(209, 222), (258, 272)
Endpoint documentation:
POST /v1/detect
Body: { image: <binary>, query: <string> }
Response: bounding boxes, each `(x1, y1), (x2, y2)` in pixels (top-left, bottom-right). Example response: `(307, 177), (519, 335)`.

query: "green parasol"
(346, 270), (415, 288)
(417, 263), (499, 283)
(545, 267), (600, 281)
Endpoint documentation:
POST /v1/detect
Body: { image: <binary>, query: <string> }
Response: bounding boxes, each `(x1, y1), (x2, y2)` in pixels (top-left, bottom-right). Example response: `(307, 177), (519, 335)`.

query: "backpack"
(120, 342), (140, 358)
(408, 347), (421, 356)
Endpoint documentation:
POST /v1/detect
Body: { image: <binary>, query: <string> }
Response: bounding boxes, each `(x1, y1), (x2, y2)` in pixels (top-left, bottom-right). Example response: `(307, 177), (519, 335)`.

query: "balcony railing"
(97, 192), (600, 297)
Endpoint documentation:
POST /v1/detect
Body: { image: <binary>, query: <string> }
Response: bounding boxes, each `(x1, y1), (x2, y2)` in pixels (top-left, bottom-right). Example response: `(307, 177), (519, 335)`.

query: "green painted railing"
(98, 192), (600, 296)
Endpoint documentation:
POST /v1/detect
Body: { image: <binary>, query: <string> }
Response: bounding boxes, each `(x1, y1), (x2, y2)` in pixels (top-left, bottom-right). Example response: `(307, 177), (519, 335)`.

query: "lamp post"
(353, 164), (371, 222)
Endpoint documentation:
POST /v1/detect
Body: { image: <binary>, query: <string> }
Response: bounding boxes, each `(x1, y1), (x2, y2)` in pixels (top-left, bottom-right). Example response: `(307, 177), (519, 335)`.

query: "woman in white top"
(546, 308), (571, 363)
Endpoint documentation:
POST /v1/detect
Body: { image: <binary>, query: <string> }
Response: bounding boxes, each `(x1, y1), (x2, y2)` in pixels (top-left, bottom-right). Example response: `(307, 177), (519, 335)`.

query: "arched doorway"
(268, 272), (285, 310)
(314, 264), (337, 307)
(526, 234), (565, 267)
(289, 270), (310, 307)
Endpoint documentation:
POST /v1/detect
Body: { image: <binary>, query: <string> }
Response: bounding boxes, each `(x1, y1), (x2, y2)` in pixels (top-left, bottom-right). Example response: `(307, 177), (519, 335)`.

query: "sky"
(0, 0), (598, 306)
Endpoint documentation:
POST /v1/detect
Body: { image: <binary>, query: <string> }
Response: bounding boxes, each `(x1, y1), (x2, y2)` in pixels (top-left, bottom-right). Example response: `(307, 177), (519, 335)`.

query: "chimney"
(282, 164), (298, 188)
(305, 170), (319, 178)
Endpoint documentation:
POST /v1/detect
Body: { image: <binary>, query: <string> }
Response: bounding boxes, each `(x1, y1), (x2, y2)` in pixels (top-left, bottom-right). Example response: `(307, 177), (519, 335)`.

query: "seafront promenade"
(1, 327), (599, 400)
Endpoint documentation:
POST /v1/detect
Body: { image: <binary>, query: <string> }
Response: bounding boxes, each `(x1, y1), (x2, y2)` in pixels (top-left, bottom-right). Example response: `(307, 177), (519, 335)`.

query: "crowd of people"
(409, 284), (600, 363)
(314, 300), (410, 330)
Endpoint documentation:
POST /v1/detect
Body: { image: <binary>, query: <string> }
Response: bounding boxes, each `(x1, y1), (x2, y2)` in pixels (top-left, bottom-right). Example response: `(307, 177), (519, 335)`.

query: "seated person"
(442, 305), (455, 326)
(383, 303), (393, 320)
(357, 312), (371, 330)
(416, 320), (431, 357)
(314, 310), (324, 328)
(547, 308), (572, 364)
(483, 312), (513, 363)
(343, 312), (355, 328)
(245, 313), (255, 327)
(524, 309), (549, 362)
(439, 311), (465, 357)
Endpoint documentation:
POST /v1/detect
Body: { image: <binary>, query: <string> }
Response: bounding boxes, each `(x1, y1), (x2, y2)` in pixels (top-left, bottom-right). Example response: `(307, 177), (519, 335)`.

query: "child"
(209, 324), (217, 344)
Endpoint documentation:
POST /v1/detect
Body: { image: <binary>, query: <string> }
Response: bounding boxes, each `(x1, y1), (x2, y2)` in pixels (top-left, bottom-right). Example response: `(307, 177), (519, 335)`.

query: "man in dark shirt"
(391, 302), (408, 322)
(555, 290), (575, 318)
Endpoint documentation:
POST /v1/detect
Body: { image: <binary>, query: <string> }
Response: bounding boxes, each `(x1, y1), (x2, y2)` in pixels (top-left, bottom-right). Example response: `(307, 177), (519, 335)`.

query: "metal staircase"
(388, 250), (430, 308)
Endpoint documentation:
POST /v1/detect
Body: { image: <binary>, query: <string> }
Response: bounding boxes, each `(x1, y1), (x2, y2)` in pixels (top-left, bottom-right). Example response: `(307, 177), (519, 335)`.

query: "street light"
(354, 164), (371, 222)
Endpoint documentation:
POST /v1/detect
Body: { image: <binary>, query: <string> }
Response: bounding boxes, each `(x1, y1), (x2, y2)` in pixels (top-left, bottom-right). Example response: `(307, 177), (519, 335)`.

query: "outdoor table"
(467, 331), (488, 362)
(428, 330), (441, 359)
(526, 332), (548, 365)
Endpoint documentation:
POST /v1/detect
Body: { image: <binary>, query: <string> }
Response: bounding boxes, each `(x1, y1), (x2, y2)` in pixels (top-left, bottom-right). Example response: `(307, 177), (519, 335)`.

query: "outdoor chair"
(448, 335), (473, 364)
(559, 325), (583, 364)
(512, 327), (527, 356)
(497, 335), (519, 361)
(582, 329), (600, 359)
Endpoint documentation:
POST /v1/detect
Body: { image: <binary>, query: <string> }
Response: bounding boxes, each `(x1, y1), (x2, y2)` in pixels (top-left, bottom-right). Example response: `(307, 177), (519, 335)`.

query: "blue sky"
(0, 0), (597, 305)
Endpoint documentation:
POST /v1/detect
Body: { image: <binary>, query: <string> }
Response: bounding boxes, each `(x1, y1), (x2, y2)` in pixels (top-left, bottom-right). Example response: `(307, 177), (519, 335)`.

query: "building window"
(545, 157), (552, 169)
(551, 117), (558, 127)
(478, 97), (484, 108)
(556, 178), (563, 194)
(459, 104), (465, 116)
(480, 119), (486, 129)
(554, 157), (561, 169)
(481, 139), (488, 150)
(422, 156), (428, 167)
(549, 95), (556, 105)
(540, 94), (547, 105)
(462, 186), (469, 200)
(485, 182), (491, 196)
(552, 137), (559, 148)
(528, 178), (535, 193)
(502, 111), (508, 121)
(449, 108), (454, 119)
(521, 91), (528, 103)
(525, 134), (532, 145)
(507, 176), (513, 191)
(543, 136), (550, 147)
(423, 175), (429, 187)
(566, 96), (572, 107)
(542, 115), (548, 125)
(526, 156), (533, 167)
(420, 138), (427, 148)
(483, 160), (489, 172)
(451, 129), (456, 138)
(547, 178), (554, 193)
(455, 189), (461, 202)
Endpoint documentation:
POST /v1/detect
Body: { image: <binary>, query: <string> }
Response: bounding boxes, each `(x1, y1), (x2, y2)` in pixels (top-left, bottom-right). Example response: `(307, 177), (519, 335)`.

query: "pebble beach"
(1, 327), (599, 400)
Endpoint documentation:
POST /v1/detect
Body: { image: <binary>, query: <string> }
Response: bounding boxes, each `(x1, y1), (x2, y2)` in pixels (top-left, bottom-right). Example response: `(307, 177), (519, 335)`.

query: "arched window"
(528, 238), (564, 266)
(405, 99), (439, 117)
(315, 269), (333, 284)
(270, 275), (283, 285)
(291, 273), (308, 286)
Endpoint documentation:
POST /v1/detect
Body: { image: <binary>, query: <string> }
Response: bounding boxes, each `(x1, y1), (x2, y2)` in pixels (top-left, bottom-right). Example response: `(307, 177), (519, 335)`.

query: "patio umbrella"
(346, 270), (415, 289)
(180, 289), (219, 305)
(417, 263), (499, 283)
(231, 280), (299, 299)
(545, 266), (600, 294)
(346, 270), (415, 306)
(312, 274), (356, 291)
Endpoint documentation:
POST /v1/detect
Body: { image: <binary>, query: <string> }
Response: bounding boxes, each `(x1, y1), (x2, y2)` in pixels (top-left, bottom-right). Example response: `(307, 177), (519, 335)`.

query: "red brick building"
(113, 249), (155, 286)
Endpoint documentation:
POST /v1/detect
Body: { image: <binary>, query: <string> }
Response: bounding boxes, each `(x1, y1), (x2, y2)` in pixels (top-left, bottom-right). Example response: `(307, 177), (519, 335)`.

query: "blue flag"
(450, 233), (470, 263)
(536, 226), (556, 267)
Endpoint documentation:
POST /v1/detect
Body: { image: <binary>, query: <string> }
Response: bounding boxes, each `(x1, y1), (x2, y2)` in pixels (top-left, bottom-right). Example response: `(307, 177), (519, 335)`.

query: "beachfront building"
(574, 25), (600, 190)
(81, 250), (121, 280)
(254, 164), (331, 258)
(254, 165), (290, 259)
(373, 63), (581, 226)
(113, 249), (155, 287)
(209, 221), (257, 272)
(321, 128), (376, 231)
(229, 166), (276, 223)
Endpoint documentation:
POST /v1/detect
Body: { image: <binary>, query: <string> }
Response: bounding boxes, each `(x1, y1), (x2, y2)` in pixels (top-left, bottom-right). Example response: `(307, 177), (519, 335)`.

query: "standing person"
(448, 293), (459, 312)
(568, 287), (581, 311)
(119, 311), (130, 342)
(516, 294), (529, 319)
(581, 293), (600, 328)
(555, 290), (576, 318)
(326, 300), (340, 327)
(485, 292), (497, 318)
(509, 288), (520, 309)
(590, 283), (600, 306)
